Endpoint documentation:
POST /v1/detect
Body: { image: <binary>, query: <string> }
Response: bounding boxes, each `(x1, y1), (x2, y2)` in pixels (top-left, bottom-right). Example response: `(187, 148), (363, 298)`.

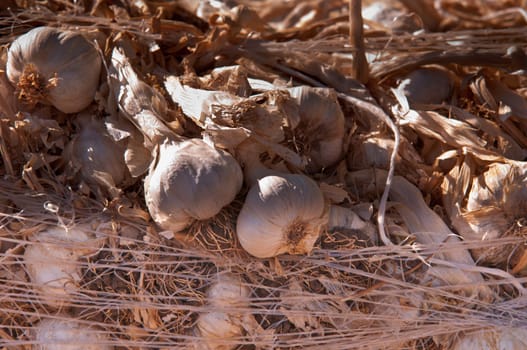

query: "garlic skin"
(34, 317), (113, 350)
(7, 26), (101, 113)
(236, 174), (326, 258)
(144, 139), (243, 233)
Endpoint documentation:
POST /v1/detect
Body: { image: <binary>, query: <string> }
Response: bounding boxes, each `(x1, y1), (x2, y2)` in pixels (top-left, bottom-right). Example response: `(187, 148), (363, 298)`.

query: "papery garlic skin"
(7, 26), (101, 113)
(144, 139), (243, 233)
(237, 174), (326, 258)
(34, 318), (113, 350)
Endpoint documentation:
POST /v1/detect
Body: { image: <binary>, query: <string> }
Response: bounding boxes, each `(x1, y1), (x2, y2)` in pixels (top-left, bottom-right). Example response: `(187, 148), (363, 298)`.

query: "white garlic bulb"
(236, 174), (326, 258)
(7, 26), (102, 113)
(144, 138), (243, 233)
(196, 274), (251, 350)
(23, 226), (103, 308)
(33, 317), (113, 350)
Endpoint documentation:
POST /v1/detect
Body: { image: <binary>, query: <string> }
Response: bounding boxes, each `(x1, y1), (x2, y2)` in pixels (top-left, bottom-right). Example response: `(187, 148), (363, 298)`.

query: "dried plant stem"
(337, 93), (399, 247)
(349, 0), (369, 84)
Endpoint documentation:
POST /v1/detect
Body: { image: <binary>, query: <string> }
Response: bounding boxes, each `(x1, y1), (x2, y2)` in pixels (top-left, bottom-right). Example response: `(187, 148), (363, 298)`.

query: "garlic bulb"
(450, 328), (527, 350)
(69, 115), (128, 191)
(236, 174), (326, 258)
(196, 274), (251, 350)
(34, 317), (113, 350)
(446, 161), (527, 266)
(7, 26), (101, 113)
(395, 66), (454, 106)
(144, 138), (243, 233)
(23, 226), (103, 308)
(287, 87), (345, 172)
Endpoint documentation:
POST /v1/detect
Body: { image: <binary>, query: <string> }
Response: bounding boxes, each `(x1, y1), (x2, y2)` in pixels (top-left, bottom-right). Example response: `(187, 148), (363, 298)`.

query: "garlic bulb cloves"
(7, 26), (102, 113)
(237, 174), (327, 258)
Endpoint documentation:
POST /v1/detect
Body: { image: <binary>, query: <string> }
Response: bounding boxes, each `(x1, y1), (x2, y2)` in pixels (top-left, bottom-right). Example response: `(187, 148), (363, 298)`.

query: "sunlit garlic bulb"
(7, 26), (102, 113)
(236, 174), (326, 258)
(144, 138), (243, 233)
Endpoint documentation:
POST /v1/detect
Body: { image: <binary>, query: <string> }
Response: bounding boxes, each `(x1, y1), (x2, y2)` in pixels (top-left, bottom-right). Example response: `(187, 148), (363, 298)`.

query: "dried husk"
(346, 169), (492, 299)
(442, 159), (527, 267)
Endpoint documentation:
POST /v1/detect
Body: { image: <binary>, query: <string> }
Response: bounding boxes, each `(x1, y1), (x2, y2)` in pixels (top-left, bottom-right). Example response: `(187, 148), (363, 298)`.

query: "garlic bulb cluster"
(450, 328), (527, 350)
(33, 317), (113, 350)
(196, 274), (251, 350)
(236, 174), (326, 258)
(68, 115), (128, 191)
(7, 26), (101, 113)
(23, 226), (103, 308)
(144, 138), (243, 233)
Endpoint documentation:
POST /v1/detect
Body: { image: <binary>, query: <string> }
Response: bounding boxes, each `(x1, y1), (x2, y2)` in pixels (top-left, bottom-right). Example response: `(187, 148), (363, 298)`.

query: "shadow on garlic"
(7, 26), (102, 113)
(65, 113), (130, 197)
(33, 316), (113, 350)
